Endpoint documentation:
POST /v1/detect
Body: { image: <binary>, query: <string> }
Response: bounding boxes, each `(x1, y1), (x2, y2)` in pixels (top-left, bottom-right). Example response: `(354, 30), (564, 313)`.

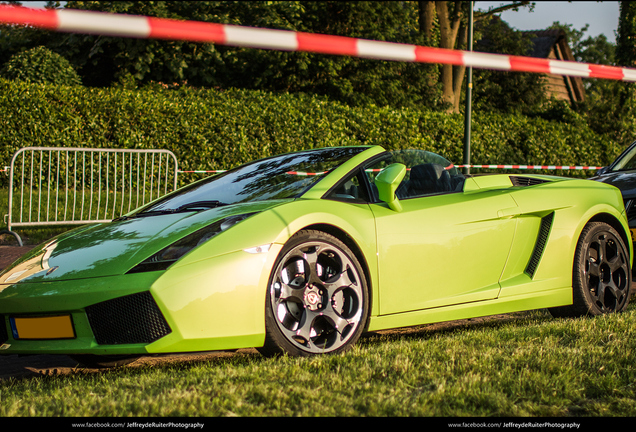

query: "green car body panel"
(0, 145), (631, 357)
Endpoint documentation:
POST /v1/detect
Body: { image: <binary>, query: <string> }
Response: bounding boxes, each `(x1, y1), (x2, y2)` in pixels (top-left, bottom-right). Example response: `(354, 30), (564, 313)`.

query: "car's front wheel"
(258, 230), (369, 357)
(550, 221), (631, 317)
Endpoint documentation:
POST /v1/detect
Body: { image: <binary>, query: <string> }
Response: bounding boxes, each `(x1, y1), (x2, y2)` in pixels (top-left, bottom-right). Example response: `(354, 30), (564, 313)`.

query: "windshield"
(136, 147), (367, 215)
(391, 149), (460, 175)
(611, 145), (636, 172)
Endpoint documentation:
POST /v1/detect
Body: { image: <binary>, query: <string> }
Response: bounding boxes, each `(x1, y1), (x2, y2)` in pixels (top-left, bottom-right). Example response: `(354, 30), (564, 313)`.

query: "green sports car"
(0, 145), (632, 367)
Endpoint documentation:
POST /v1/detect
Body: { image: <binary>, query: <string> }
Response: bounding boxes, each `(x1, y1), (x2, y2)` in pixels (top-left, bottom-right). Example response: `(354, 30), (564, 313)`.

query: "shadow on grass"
(359, 309), (553, 345)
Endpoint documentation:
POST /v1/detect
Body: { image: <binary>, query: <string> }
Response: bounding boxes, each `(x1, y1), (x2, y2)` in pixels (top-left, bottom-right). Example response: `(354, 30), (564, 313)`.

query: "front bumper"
(0, 272), (164, 355)
(0, 246), (279, 356)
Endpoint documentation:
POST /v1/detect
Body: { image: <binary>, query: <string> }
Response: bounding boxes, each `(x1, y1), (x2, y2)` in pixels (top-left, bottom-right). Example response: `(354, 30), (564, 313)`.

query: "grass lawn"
(1, 306), (635, 417)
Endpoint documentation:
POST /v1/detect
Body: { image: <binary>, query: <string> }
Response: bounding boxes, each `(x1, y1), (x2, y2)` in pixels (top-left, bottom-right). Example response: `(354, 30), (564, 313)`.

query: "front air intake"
(85, 291), (171, 345)
(525, 213), (555, 277)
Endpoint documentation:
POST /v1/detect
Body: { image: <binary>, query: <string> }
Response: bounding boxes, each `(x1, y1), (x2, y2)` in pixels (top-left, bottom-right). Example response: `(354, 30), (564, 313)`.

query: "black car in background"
(592, 140), (636, 247)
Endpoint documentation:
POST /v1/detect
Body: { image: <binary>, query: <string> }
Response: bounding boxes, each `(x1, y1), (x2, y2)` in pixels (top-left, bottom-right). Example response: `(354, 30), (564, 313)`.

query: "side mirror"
(374, 163), (406, 212)
(597, 166), (609, 176)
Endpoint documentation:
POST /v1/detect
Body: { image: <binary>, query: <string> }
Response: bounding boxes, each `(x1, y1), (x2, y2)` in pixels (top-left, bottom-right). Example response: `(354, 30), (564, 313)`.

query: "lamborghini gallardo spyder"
(0, 145), (632, 367)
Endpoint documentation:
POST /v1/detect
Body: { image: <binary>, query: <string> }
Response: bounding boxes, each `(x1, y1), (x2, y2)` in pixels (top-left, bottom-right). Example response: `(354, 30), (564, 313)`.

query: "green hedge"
(0, 78), (623, 189)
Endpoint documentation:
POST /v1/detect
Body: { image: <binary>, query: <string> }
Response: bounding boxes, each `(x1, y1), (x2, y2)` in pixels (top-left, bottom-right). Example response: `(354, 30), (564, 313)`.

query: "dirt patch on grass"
(0, 350), (261, 380)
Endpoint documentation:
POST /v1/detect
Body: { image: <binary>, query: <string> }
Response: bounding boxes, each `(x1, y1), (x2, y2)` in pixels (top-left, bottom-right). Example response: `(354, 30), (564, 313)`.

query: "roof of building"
(522, 29), (567, 58)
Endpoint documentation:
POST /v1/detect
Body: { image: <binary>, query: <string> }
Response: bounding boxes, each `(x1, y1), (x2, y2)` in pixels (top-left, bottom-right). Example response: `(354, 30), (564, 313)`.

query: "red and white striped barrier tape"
(0, 5), (635, 81)
(456, 164), (603, 170)
(176, 165), (603, 175)
(0, 166), (605, 177)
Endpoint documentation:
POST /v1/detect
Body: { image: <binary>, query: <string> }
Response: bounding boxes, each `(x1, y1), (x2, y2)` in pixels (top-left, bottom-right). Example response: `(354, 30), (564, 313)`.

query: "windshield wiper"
(174, 201), (229, 212)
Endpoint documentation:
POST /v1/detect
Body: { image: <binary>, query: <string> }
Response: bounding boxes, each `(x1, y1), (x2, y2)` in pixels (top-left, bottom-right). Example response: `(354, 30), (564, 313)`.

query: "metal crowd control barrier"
(2, 147), (178, 246)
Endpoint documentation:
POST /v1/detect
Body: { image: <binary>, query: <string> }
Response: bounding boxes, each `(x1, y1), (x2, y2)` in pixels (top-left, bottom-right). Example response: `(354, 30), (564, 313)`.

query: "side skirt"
(367, 287), (572, 332)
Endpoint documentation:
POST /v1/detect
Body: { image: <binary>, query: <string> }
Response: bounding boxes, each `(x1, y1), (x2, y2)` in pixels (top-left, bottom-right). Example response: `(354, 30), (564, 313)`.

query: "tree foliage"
(472, 17), (547, 114)
(0, 45), (82, 85)
(617, 1), (636, 68)
(0, 0), (622, 124)
(420, 1), (534, 112)
(580, 1), (636, 145)
(0, 1), (538, 113)
(42, 1), (444, 110)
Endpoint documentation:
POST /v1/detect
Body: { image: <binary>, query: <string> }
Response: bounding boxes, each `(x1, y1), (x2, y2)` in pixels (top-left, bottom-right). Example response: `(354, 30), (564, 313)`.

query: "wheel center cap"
(306, 292), (320, 305)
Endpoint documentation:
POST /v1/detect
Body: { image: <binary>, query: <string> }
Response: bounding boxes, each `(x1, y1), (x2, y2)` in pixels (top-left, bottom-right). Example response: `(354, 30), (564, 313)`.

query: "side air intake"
(510, 176), (550, 187)
(86, 291), (172, 345)
(525, 213), (555, 277)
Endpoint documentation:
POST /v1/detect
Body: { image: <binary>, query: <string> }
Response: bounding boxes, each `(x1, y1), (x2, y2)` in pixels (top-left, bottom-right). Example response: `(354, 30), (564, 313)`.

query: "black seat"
(407, 163), (451, 197)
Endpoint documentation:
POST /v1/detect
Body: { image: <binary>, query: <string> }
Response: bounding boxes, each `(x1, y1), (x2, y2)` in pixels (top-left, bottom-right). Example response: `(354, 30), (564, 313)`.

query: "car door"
(365, 153), (518, 315)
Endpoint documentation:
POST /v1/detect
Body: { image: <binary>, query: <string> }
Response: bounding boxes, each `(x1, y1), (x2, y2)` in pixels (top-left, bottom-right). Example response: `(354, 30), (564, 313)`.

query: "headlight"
(127, 213), (256, 274)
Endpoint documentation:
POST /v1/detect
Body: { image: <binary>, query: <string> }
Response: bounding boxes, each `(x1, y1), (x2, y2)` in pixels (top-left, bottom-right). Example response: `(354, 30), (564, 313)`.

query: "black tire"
(257, 230), (370, 357)
(550, 222), (631, 318)
(70, 354), (141, 368)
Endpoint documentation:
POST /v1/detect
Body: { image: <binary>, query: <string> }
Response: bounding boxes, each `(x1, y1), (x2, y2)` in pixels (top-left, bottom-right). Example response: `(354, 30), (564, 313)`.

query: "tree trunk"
(451, 20), (469, 112)
(419, 1), (436, 43)
(419, 1), (533, 113)
(435, 1), (463, 112)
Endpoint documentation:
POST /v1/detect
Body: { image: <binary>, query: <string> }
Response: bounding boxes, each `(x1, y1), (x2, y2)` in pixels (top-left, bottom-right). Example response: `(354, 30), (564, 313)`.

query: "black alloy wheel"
(550, 222), (631, 317)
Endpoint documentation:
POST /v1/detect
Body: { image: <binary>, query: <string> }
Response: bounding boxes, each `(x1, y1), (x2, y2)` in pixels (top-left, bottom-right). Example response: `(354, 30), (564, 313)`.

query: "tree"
(471, 17), (546, 114)
(49, 1), (445, 110)
(584, 1), (636, 144)
(47, 1), (227, 88)
(0, 46), (82, 85)
(418, 1), (534, 113)
(617, 1), (636, 68)
(0, 1), (536, 112)
(616, 0), (636, 115)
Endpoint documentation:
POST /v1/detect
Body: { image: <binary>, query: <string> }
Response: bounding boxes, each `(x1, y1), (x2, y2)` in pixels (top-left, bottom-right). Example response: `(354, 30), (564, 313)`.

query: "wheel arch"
(587, 212), (632, 264)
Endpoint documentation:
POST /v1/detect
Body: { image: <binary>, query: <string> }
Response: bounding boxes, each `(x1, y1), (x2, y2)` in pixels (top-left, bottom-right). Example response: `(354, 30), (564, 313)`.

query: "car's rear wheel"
(258, 230), (369, 357)
(550, 222), (631, 318)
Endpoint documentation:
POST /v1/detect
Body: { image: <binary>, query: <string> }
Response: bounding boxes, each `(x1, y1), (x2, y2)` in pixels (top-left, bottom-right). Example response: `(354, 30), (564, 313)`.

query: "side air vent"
(85, 291), (172, 345)
(525, 213), (555, 277)
(0, 315), (7, 345)
(510, 176), (550, 187)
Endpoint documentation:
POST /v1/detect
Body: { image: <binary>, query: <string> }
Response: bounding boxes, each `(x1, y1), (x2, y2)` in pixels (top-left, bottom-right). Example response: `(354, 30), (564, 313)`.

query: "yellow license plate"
(630, 228), (636, 243)
(11, 315), (75, 340)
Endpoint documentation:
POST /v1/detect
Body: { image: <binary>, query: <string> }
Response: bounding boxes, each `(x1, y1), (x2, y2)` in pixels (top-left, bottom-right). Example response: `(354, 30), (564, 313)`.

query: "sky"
(477, 1), (620, 43)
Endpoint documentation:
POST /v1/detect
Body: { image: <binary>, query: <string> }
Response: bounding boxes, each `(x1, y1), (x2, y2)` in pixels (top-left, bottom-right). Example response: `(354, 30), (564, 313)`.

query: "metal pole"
(463, 1), (474, 175)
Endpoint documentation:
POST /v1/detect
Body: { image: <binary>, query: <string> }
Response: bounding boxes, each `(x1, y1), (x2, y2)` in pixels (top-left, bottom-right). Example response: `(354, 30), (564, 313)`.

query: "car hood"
(592, 171), (636, 200)
(0, 200), (289, 284)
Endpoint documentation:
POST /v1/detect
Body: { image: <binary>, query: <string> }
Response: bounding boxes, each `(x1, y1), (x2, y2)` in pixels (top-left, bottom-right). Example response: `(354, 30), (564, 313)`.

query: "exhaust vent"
(510, 176), (550, 187)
